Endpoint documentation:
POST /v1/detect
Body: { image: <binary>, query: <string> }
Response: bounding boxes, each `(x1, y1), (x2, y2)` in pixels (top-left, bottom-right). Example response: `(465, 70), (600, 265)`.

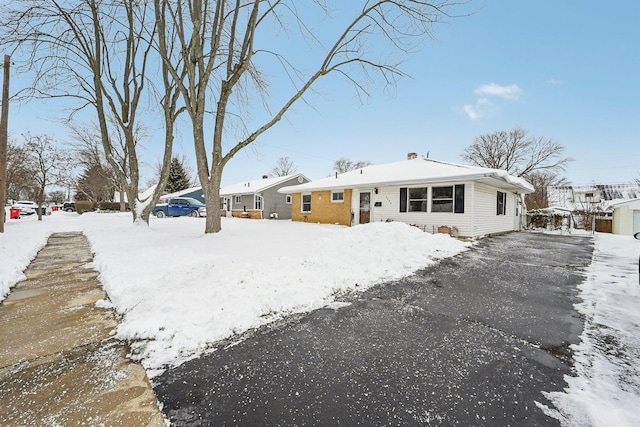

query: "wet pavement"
(154, 232), (593, 426)
(0, 232), (165, 426)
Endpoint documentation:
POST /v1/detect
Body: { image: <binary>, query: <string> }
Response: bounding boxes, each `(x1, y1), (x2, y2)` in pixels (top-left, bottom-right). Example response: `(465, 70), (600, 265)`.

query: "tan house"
(278, 155), (534, 239)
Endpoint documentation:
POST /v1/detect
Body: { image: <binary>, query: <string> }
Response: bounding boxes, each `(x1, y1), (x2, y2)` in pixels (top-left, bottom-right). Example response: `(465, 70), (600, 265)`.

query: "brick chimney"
(407, 152), (418, 160)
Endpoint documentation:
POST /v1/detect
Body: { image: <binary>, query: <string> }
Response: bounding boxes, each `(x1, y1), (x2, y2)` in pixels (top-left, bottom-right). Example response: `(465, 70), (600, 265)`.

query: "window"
(331, 191), (344, 203)
(454, 184), (465, 214)
(497, 191), (507, 215)
(285, 194), (292, 204)
(234, 195), (242, 204)
(302, 194), (311, 212)
(408, 188), (428, 212)
(400, 184), (465, 214)
(254, 195), (263, 210)
(432, 186), (453, 213)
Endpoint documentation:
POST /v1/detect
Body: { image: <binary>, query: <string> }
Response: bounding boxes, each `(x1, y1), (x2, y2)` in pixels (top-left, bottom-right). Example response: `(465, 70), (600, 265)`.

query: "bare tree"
(5, 140), (34, 201)
(461, 127), (573, 178)
(270, 156), (297, 177)
(333, 157), (373, 174)
(1, 0), (181, 224)
(155, 0), (466, 233)
(23, 133), (73, 220)
(524, 171), (569, 210)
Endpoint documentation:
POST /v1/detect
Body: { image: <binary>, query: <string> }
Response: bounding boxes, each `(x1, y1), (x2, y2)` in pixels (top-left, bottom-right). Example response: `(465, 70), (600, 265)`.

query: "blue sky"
(6, 0), (640, 188)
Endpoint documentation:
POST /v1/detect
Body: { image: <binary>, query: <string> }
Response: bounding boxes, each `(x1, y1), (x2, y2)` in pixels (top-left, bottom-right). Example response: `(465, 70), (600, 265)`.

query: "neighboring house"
(159, 186), (205, 204)
(278, 154), (534, 239)
(547, 184), (640, 212)
(220, 174), (310, 219)
(611, 198), (640, 236)
(114, 184), (157, 204)
(547, 183), (640, 231)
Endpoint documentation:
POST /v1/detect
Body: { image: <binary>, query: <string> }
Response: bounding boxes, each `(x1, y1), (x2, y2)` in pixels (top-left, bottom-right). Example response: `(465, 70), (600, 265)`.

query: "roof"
(278, 158), (534, 194)
(160, 186), (202, 200)
(610, 197), (640, 210)
(220, 173), (309, 196)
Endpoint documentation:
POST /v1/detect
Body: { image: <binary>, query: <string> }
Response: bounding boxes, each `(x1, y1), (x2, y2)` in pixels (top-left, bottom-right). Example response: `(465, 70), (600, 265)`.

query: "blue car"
(152, 197), (207, 218)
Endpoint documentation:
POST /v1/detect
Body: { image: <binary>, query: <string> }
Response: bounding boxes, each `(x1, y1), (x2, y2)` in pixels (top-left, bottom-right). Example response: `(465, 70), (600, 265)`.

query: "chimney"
(407, 152), (418, 160)
(262, 175), (268, 179)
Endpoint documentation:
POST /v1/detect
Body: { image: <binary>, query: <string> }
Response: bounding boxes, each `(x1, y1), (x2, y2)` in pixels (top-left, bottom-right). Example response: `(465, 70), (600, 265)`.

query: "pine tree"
(165, 157), (191, 194)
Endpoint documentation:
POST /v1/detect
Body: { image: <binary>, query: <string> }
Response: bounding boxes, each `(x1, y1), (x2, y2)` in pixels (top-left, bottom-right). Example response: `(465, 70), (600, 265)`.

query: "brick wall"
(291, 190), (352, 226)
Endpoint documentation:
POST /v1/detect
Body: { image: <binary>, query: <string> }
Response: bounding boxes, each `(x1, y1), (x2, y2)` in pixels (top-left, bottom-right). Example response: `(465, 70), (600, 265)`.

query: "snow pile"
(539, 233), (640, 427)
(32, 214), (464, 375)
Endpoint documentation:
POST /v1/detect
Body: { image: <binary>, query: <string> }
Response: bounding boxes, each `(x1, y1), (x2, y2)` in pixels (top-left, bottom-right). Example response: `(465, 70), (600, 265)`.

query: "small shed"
(611, 198), (640, 236)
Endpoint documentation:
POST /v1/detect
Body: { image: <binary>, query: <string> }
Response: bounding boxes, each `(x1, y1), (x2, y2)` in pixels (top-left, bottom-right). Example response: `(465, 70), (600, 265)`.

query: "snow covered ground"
(2, 209), (639, 426)
(0, 210), (468, 376)
(539, 232), (640, 427)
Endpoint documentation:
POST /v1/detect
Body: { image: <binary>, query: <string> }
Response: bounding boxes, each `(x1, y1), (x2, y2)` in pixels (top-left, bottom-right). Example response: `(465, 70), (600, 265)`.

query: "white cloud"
(474, 83), (522, 100)
(463, 98), (495, 121)
(545, 78), (564, 85)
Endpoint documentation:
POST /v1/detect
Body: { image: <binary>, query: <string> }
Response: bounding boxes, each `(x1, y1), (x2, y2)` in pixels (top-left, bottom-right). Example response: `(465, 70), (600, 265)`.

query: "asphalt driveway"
(154, 232), (593, 426)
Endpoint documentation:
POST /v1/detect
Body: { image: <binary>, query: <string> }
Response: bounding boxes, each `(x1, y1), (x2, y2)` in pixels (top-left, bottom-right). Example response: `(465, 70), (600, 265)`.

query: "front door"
(225, 198), (232, 215)
(359, 192), (371, 224)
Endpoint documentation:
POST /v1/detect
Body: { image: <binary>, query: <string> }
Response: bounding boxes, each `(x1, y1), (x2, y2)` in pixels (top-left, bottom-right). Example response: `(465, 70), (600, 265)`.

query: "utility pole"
(0, 54), (10, 232)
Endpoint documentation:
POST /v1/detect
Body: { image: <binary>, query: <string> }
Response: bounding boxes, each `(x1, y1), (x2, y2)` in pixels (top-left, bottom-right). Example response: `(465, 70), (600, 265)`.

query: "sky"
(4, 0), (639, 189)
(2, 211), (640, 426)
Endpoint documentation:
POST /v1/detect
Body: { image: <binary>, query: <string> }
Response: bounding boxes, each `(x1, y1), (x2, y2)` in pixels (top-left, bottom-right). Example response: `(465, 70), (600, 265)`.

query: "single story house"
(220, 174), (310, 219)
(159, 186), (206, 203)
(611, 198), (640, 236)
(278, 155), (534, 239)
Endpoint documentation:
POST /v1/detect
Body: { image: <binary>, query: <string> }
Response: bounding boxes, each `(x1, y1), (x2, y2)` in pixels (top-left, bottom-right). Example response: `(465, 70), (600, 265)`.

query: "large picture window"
(497, 191), (507, 215)
(408, 188), (428, 212)
(302, 194), (312, 212)
(432, 186), (454, 212)
(400, 184), (464, 213)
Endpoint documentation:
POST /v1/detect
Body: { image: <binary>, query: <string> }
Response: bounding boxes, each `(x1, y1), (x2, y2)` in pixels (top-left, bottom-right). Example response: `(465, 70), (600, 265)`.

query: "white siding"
(471, 183), (519, 237)
(372, 184), (474, 237)
(370, 182), (522, 238)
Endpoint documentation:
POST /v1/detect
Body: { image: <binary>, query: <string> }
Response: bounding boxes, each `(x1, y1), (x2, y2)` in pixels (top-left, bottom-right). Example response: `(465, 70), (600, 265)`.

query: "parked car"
(152, 197), (206, 218)
(63, 202), (76, 212)
(12, 200), (38, 215)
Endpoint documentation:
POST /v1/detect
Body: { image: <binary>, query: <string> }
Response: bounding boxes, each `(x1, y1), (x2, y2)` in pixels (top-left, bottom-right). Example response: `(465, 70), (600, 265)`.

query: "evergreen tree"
(165, 157), (191, 194)
(75, 164), (115, 202)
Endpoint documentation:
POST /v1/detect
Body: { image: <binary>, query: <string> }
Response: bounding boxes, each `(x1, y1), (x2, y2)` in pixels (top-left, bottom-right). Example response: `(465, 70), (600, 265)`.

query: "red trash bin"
(9, 207), (21, 219)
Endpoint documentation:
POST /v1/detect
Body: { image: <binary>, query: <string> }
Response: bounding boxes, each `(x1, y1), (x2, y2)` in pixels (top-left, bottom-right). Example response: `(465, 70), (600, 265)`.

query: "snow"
(3, 209), (640, 426)
(0, 209), (467, 377)
(278, 158), (534, 194)
(537, 232), (640, 427)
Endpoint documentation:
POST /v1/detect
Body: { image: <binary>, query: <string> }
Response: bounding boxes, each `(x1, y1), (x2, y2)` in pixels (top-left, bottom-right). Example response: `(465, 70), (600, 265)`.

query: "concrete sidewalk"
(0, 232), (165, 426)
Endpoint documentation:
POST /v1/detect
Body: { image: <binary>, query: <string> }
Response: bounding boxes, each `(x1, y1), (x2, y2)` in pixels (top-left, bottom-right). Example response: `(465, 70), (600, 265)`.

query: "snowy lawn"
(0, 210), (468, 376)
(3, 210), (640, 426)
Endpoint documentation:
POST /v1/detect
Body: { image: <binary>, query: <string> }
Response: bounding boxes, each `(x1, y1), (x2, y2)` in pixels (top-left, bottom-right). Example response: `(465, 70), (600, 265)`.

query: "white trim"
(331, 190), (345, 203)
(285, 194), (292, 204)
(301, 193), (311, 213)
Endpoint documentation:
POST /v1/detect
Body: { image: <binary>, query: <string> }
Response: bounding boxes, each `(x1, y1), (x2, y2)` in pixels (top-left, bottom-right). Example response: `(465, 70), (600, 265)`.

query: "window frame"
(407, 187), (428, 212)
(301, 193), (312, 213)
(254, 194), (263, 210)
(431, 186), (454, 213)
(285, 194), (292, 204)
(234, 195), (242, 204)
(497, 191), (507, 215)
(331, 190), (345, 203)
